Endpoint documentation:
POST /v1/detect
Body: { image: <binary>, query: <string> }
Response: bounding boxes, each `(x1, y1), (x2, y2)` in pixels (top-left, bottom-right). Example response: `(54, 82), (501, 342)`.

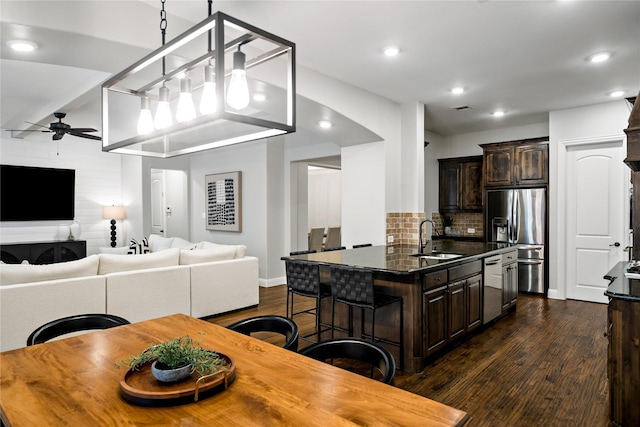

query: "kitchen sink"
(411, 252), (464, 260)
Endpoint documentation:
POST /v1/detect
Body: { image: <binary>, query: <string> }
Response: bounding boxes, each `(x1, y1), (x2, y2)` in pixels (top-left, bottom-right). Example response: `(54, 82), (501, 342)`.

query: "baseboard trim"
(260, 276), (286, 288)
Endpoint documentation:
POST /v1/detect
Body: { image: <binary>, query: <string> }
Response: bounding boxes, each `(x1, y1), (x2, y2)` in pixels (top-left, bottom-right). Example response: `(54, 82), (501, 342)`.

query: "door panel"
(150, 171), (165, 236)
(566, 140), (627, 303)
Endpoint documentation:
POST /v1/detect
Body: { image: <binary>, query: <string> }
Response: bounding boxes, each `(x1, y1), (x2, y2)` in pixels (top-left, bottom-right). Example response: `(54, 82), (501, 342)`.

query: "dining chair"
(328, 264), (403, 365)
(26, 313), (131, 346)
(352, 243), (372, 248)
(299, 337), (397, 384)
(308, 227), (325, 253)
(289, 249), (316, 256)
(324, 226), (341, 251)
(285, 259), (332, 343)
(322, 246), (345, 252)
(226, 315), (300, 351)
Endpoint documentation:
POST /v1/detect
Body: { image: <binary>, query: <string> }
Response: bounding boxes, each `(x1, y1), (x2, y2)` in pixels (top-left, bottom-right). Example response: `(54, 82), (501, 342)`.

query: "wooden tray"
(119, 353), (236, 407)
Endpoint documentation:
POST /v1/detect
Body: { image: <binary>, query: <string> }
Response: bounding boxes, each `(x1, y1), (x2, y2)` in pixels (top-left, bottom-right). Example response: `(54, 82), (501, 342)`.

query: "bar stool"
(285, 259), (332, 343)
(328, 264), (402, 364)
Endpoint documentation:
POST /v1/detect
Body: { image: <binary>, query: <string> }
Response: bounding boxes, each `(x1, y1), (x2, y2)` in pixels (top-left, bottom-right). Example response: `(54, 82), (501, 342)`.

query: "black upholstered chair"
(328, 264), (403, 365)
(27, 314), (131, 346)
(299, 337), (397, 384)
(226, 315), (300, 351)
(322, 246), (345, 252)
(289, 250), (317, 256)
(285, 259), (332, 343)
(352, 243), (372, 248)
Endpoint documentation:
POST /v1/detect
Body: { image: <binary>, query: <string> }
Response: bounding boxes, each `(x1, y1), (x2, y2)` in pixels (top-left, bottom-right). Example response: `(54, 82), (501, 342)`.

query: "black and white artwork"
(205, 171), (242, 232)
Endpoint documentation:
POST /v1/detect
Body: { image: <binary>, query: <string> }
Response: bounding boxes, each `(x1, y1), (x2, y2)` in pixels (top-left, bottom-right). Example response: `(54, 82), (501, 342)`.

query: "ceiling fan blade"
(67, 131), (101, 141)
(68, 128), (98, 133)
(24, 121), (51, 130)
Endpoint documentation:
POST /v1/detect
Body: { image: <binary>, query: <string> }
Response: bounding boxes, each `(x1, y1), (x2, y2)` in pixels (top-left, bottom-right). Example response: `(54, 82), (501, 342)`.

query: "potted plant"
(116, 335), (229, 383)
(442, 216), (454, 235)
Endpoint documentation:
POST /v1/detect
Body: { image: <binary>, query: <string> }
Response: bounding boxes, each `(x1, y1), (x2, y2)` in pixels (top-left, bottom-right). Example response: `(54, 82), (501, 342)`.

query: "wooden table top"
(0, 313), (468, 426)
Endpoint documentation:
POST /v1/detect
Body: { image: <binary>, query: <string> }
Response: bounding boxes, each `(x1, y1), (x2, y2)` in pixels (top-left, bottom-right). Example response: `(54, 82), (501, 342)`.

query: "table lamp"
(102, 205), (126, 247)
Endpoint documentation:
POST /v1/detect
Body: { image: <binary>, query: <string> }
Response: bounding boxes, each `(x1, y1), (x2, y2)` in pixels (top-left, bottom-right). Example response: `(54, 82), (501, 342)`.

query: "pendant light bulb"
(136, 95), (154, 135)
(154, 85), (172, 129)
(227, 48), (250, 110)
(176, 76), (196, 123)
(200, 64), (217, 115)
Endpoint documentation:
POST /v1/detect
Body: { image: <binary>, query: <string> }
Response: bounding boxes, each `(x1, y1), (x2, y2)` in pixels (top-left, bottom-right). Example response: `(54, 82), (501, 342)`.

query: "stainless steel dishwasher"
(483, 255), (503, 324)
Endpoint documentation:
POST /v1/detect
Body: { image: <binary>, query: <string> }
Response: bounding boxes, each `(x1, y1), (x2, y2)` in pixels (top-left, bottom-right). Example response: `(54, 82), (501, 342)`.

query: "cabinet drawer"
(449, 260), (482, 282)
(502, 250), (518, 265)
(424, 269), (448, 291)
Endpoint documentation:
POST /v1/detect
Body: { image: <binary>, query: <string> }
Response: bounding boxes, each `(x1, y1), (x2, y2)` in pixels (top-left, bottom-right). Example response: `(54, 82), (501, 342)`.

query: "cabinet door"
(484, 146), (514, 187)
(448, 281), (466, 342)
(461, 161), (483, 211)
(502, 265), (510, 312)
(59, 241), (87, 262)
(466, 273), (482, 332)
(439, 161), (461, 212)
(508, 264), (518, 307)
(424, 286), (448, 355)
(515, 144), (548, 185)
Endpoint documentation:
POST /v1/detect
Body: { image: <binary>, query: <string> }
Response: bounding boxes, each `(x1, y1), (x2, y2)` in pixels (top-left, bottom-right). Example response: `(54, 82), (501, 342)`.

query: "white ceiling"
(1, 0), (639, 144)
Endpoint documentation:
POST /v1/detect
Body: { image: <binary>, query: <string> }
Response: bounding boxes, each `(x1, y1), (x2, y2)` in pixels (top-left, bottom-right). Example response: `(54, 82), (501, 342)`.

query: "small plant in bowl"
(116, 335), (229, 382)
(442, 216), (454, 235)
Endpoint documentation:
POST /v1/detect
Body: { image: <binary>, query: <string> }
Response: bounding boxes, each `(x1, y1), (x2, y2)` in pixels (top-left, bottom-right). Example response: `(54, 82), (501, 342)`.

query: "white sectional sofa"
(0, 235), (259, 352)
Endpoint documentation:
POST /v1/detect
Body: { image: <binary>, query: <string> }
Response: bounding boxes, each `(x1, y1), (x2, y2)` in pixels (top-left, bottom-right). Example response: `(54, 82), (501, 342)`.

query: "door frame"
(556, 134), (629, 301)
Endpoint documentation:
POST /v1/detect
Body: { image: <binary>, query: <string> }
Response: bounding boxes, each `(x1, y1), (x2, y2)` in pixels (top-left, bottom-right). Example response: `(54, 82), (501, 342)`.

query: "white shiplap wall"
(0, 133), (122, 255)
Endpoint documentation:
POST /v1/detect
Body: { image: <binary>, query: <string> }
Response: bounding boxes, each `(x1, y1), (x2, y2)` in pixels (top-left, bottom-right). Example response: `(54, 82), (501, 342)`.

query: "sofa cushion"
(0, 255), (100, 286)
(148, 234), (174, 252)
(179, 247), (237, 265)
(99, 246), (130, 255)
(98, 248), (180, 275)
(170, 237), (197, 250)
(127, 238), (150, 254)
(197, 241), (246, 258)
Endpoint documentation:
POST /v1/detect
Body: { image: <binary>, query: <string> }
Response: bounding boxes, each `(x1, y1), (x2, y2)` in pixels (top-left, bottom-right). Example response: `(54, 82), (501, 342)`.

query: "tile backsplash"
(431, 212), (484, 238)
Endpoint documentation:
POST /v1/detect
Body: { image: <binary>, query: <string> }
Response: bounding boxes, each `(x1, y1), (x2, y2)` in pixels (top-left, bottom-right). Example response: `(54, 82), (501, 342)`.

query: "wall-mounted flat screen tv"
(0, 165), (75, 221)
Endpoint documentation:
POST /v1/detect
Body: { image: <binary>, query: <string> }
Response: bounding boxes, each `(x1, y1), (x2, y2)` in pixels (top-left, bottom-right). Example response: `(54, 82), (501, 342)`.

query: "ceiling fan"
(5, 112), (101, 141)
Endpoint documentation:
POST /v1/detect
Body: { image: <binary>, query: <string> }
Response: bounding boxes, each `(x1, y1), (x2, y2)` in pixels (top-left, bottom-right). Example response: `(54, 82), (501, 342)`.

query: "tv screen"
(0, 165), (75, 221)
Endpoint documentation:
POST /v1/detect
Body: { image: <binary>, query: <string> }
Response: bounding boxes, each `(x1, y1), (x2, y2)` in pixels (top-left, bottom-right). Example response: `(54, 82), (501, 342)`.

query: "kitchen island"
(603, 262), (640, 427)
(285, 241), (517, 373)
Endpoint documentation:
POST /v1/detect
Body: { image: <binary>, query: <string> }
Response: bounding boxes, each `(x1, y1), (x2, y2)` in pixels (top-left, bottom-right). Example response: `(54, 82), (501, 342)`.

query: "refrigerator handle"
(511, 192), (519, 243)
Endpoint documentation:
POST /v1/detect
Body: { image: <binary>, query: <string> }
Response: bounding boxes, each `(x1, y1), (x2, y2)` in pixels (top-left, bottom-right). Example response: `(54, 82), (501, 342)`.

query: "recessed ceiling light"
(609, 90), (625, 98)
(318, 120), (333, 129)
(588, 52), (611, 63)
(492, 110), (506, 118)
(451, 87), (465, 95)
(253, 93), (267, 102)
(7, 40), (38, 52)
(383, 46), (400, 57)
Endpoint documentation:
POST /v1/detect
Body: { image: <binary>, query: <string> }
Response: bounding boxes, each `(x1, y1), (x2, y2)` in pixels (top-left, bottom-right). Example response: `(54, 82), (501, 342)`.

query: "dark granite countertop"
(604, 261), (640, 301)
(283, 241), (516, 274)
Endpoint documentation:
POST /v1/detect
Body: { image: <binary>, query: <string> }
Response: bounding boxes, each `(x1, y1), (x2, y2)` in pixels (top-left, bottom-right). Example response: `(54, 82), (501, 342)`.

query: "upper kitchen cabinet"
(481, 137), (549, 188)
(438, 156), (483, 213)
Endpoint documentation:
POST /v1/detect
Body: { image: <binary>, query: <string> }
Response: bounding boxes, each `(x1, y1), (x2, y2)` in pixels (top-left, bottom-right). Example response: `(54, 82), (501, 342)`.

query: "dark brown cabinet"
(438, 156), (483, 213)
(0, 240), (86, 264)
(607, 296), (640, 427)
(481, 138), (548, 188)
(423, 261), (483, 357)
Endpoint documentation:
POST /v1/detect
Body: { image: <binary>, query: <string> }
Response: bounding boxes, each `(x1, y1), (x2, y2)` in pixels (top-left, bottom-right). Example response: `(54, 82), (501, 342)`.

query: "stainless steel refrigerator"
(486, 188), (546, 294)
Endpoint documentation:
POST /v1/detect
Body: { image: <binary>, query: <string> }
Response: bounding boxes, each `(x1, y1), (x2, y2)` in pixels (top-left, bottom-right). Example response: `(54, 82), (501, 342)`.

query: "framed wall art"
(205, 171), (242, 232)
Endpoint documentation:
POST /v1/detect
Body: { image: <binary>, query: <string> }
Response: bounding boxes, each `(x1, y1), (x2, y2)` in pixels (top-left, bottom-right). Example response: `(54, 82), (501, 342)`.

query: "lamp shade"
(102, 206), (126, 220)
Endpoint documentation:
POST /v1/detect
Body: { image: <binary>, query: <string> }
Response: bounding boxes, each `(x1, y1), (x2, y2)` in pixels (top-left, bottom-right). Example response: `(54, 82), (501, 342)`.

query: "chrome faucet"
(418, 219), (440, 254)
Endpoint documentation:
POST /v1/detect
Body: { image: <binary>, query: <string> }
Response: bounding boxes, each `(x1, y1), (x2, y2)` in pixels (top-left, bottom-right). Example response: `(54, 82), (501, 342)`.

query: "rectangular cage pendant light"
(102, 12), (295, 158)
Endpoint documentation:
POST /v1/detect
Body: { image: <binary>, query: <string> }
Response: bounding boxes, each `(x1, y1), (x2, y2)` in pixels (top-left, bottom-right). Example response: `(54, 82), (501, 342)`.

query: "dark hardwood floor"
(208, 285), (609, 427)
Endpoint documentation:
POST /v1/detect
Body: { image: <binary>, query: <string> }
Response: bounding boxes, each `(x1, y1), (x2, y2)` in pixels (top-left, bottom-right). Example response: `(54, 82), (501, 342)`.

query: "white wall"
(308, 167), (342, 229)
(342, 141), (386, 248)
(0, 132), (122, 255)
(549, 100), (631, 300)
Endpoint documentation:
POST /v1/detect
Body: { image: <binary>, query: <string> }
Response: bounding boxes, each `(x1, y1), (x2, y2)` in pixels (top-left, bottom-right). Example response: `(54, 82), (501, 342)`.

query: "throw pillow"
(148, 234), (174, 252)
(127, 238), (150, 255)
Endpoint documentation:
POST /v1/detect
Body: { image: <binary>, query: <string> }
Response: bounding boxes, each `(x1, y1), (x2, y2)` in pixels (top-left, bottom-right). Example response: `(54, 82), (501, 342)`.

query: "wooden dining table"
(0, 313), (468, 426)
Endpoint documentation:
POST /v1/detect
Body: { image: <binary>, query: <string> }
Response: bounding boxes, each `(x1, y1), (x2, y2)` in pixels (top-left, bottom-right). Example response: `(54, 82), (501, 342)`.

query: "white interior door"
(565, 139), (628, 303)
(150, 171), (165, 236)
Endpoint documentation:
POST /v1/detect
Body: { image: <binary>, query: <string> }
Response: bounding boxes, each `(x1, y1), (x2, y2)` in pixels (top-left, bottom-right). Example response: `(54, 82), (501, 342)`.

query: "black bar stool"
(328, 264), (402, 365)
(285, 259), (332, 343)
